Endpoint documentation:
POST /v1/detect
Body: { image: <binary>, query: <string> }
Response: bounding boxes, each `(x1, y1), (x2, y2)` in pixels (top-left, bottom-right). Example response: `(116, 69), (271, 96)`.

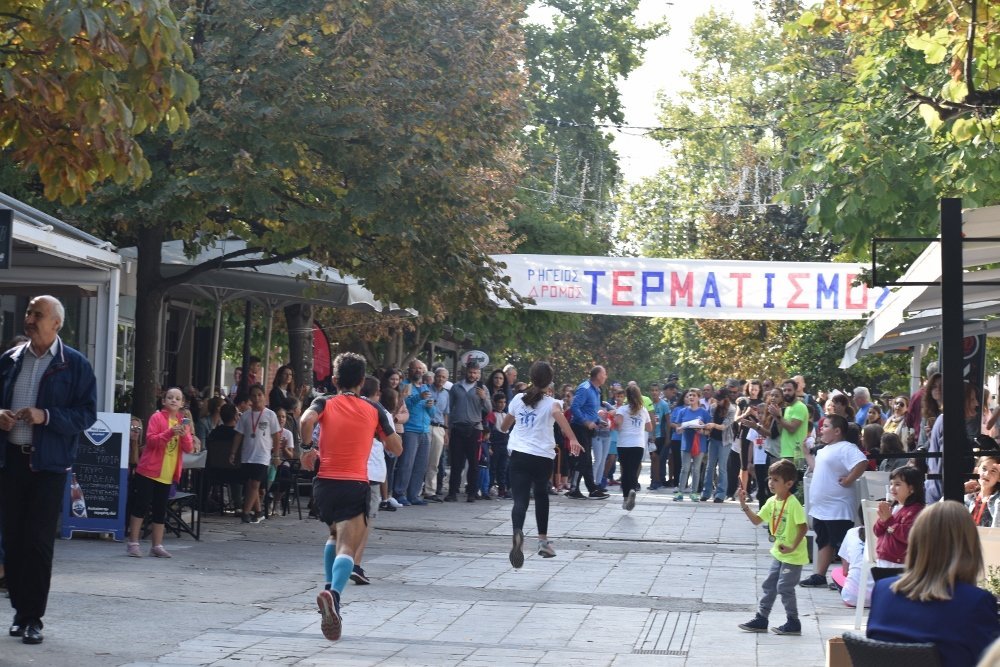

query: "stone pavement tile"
(609, 655), (686, 666)
(434, 601), (531, 643)
(384, 642), (477, 666)
(154, 655), (215, 666)
(569, 606), (650, 650)
(459, 647), (540, 666)
(232, 610), (316, 633)
(504, 603), (593, 647)
(362, 601), (475, 641)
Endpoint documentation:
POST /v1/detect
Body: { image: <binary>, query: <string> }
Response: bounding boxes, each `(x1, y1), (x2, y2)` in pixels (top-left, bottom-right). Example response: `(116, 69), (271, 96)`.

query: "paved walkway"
(1, 477), (864, 666)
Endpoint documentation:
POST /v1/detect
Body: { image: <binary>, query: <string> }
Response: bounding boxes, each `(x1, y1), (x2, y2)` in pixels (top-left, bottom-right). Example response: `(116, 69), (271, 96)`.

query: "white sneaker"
(387, 497), (402, 508)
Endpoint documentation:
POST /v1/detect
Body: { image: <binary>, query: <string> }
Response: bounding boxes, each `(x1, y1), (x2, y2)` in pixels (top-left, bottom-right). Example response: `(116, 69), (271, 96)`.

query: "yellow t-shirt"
(757, 494), (809, 565)
(155, 415), (180, 484)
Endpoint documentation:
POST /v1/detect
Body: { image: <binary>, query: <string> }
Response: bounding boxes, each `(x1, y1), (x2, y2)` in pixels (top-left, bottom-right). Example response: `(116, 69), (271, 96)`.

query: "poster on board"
(61, 412), (131, 541)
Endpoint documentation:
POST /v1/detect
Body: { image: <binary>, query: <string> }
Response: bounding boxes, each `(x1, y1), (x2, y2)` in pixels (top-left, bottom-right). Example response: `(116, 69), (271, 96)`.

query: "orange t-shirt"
(312, 394), (392, 482)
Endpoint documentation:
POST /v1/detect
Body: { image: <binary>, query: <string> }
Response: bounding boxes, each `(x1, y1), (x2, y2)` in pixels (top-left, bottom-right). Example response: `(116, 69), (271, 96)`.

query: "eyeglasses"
(894, 402), (905, 408)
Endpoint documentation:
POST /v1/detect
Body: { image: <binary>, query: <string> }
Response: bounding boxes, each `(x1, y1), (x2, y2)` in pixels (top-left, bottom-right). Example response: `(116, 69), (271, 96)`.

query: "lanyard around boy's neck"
(770, 495), (790, 539)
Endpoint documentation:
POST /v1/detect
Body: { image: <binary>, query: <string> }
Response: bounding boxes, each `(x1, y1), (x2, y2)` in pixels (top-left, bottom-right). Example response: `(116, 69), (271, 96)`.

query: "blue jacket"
(403, 383), (434, 434)
(571, 380), (601, 426)
(867, 577), (1000, 667)
(0, 339), (97, 473)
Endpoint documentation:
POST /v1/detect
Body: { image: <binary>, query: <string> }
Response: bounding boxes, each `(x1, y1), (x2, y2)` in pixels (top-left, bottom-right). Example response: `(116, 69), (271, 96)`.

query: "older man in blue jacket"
(0, 295), (97, 645)
(567, 366), (610, 500)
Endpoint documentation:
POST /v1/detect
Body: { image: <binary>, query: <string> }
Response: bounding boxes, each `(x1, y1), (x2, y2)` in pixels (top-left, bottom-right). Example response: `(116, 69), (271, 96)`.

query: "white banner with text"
(492, 254), (889, 320)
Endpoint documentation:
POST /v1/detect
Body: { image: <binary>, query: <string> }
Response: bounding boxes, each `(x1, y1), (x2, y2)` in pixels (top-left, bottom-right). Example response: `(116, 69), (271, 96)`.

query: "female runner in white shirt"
(615, 384), (652, 511)
(501, 361), (581, 568)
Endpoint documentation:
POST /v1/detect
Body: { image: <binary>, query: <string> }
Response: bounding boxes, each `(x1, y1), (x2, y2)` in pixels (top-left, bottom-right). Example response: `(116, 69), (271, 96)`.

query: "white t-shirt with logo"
(808, 440), (868, 521)
(236, 408), (282, 465)
(615, 405), (651, 448)
(507, 394), (558, 459)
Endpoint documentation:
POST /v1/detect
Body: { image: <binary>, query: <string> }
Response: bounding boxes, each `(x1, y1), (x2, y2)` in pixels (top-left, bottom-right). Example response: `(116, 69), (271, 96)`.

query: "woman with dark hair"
(614, 384), (651, 511)
(501, 361), (581, 568)
(487, 369), (508, 401)
(926, 381), (978, 503)
(966, 455), (1000, 528)
(702, 391), (735, 503)
(736, 380), (764, 497)
(269, 364), (298, 410)
(918, 372), (942, 449)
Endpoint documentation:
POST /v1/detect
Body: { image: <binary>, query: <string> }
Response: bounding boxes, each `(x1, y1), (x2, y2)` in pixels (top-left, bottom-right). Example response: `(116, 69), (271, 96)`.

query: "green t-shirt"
(757, 494), (809, 565)
(779, 400), (810, 458)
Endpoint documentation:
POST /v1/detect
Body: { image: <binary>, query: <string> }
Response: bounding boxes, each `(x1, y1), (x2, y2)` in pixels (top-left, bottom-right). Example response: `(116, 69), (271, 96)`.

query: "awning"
(841, 205), (1000, 368)
(118, 239), (414, 315)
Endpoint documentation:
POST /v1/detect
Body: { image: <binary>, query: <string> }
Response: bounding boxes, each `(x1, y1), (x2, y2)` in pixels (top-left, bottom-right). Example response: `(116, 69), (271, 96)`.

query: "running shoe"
(589, 490), (610, 499)
(537, 539), (556, 558)
(510, 530), (524, 569)
(317, 589), (342, 641)
(350, 565), (370, 585)
(624, 489), (637, 511)
(149, 544), (172, 558)
(689, 493), (699, 502)
(565, 489), (586, 499)
(387, 497), (403, 508)
(673, 493), (684, 502)
(126, 542), (142, 558)
(379, 500), (396, 512)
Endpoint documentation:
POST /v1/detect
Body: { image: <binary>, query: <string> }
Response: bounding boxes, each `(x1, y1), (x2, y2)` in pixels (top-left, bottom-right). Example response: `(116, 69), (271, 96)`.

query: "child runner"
(126, 387), (196, 557)
(502, 361), (581, 568)
(737, 459), (808, 636)
(350, 376), (392, 585)
(614, 384), (651, 511)
(299, 354), (402, 641)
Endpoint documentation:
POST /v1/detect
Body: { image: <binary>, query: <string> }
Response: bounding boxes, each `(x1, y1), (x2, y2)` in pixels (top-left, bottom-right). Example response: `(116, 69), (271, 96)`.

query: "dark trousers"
(618, 447), (644, 499)
(654, 436), (668, 483)
(755, 458), (774, 508)
(569, 423), (598, 493)
(448, 423), (481, 497)
(509, 450), (551, 534)
(1, 447), (67, 625)
(726, 449), (741, 498)
(668, 439), (681, 486)
(490, 440), (509, 493)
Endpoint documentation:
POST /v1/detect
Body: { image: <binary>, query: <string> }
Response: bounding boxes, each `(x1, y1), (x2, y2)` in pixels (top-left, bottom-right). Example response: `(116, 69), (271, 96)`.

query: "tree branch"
(160, 244), (312, 289)
(966, 0), (977, 93)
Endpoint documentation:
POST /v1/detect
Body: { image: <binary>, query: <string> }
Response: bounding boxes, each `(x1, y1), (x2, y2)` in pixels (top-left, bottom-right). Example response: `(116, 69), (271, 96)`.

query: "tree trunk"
(284, 302), (313, 391)
(132, 225), (167, 421)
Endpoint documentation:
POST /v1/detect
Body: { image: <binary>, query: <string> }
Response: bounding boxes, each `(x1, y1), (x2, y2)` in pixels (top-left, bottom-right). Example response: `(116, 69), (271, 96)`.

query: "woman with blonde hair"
(867, 500), (999, 666)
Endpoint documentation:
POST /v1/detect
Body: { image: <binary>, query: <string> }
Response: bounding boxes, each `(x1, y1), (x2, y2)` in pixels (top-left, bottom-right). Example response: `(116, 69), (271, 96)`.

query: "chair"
(858, 470), (891, 501)
(167, 450), (206, 540)
(288, 459), (315, 520)
(854, 499), (881, 629)
(205, 433), (242, 515)
(841, 630), (941, 667)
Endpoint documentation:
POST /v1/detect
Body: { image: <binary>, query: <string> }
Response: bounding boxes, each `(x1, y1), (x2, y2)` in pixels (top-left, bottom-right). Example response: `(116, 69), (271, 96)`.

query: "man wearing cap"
(0, 296), (97, 645)
(445, 362), (491, 502)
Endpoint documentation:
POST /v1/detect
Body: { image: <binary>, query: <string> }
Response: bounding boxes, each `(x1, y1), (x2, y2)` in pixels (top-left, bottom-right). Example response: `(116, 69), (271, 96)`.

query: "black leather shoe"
(9, 623), (24, 637)
(22, 623), (43, 644)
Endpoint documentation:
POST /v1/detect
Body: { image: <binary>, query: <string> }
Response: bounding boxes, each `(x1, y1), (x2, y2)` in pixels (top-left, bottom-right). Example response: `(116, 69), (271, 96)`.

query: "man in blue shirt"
(567, 366), (610, 499)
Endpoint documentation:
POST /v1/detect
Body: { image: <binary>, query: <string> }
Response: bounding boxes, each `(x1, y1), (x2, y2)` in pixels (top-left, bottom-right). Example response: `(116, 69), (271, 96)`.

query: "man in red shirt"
(299, 353), (401, 641)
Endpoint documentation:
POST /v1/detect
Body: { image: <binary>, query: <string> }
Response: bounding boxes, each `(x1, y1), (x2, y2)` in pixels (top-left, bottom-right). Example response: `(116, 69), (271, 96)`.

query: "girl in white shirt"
(614, 385), (652, 511)
(501, 361), (581, 569)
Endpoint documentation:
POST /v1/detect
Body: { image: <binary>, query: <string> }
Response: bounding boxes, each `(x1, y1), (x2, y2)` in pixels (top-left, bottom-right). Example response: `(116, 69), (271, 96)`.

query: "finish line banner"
(492, 254), (890, 320)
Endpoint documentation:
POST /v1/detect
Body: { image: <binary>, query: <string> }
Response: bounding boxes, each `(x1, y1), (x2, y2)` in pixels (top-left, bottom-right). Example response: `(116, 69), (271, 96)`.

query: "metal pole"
(209, 299), (222, 397)
(263, 306), (274, 389)
(240, 299), (252, 395)
(940, 198), (966, 502)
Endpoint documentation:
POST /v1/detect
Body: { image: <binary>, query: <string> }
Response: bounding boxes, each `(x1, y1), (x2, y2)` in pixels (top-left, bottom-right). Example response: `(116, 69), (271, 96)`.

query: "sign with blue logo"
(62, 413), (131, 541)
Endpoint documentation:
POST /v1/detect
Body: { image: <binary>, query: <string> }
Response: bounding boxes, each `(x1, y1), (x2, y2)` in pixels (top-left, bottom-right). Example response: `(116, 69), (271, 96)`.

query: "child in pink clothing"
(126, 387), (195, 558)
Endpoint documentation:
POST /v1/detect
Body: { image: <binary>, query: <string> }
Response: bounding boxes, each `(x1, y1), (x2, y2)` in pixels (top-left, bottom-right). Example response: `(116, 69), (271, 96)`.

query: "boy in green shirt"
(737, 459), (808, 636)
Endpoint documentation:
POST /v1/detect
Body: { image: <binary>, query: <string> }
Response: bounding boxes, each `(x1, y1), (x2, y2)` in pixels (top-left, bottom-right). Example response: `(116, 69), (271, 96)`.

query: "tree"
(64, 0), (527, 418)
(780, 1), (1000, 255)
(0, 0), (197, 203)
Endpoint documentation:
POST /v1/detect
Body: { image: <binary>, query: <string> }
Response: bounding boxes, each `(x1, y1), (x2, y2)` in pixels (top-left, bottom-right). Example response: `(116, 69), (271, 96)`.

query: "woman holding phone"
(126, 387), (196, 558)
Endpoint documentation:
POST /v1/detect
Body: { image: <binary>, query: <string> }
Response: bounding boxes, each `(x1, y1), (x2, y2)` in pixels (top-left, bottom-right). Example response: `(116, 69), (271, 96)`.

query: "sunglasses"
(894, 402), (906, 408)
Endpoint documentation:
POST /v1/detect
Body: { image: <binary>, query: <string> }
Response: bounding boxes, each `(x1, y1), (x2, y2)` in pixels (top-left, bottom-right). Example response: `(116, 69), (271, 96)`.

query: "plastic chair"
(841, 630), (941, 667)
(854, 499), (881, 629)
(288, 459), (314, 520)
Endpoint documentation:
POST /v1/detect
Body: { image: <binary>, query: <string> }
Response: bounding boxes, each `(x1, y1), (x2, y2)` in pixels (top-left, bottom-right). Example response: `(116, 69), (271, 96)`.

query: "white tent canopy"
(841, 205), (1000, 369)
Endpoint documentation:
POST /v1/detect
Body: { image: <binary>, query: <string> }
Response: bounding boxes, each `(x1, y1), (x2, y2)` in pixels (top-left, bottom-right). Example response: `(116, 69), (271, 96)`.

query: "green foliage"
(0, 0), (196, 203)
